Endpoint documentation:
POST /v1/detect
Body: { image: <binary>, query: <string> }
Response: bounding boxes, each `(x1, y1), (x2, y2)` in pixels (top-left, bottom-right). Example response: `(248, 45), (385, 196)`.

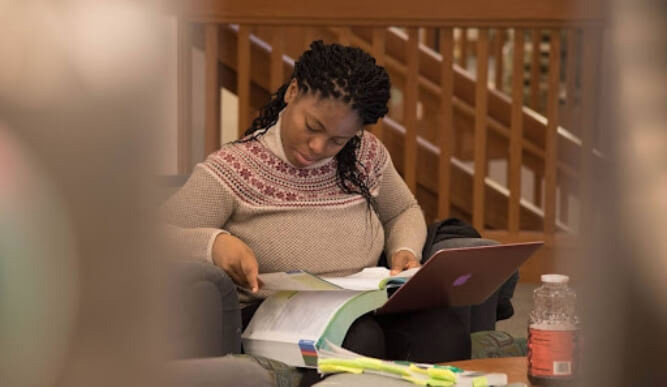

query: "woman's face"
(280, 79), (363, 168)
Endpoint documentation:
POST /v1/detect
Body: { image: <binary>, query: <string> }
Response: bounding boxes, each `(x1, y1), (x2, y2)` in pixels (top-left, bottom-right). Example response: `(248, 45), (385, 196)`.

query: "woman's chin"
(293, 151), (315, 168)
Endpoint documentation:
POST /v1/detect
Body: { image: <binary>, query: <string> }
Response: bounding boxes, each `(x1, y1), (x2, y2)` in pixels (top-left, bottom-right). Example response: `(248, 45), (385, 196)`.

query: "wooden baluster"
(530, 29), (541, 111)
(565, 29), (578, 134)
(534, 173), (543, 207)
(438, 27), (454, 219)
(204, 23), (220, 156)
(237, 25), (251, 138)
(370, 28), (386, 143)
(508, 29), (525, 234)
(337, 27), (351, 45)
(494, 29), (506, 91)
(458, 28), (468, 68)
(425, 28), (438, 51)
(544, 30), (562, 241)
(270, 27), (285, 92)
(578, 27), (603, 234)
(472, 28), (489, 231)
(177, 18), (193, 173)
(304, 27), (316, 49)
(404, 27), (419, 193)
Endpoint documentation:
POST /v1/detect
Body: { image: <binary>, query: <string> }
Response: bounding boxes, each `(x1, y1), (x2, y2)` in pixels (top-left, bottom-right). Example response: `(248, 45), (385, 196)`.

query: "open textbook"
(242, 267), (418, 367)
(258, 266), (420, 291)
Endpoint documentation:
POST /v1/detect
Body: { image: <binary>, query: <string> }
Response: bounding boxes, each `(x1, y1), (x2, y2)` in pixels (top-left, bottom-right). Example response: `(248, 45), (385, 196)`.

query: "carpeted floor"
(495, 282), (537, 339)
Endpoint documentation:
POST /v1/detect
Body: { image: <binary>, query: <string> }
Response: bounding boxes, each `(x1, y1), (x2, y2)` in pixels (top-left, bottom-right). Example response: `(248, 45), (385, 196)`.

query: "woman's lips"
(293, 150), (315, 167)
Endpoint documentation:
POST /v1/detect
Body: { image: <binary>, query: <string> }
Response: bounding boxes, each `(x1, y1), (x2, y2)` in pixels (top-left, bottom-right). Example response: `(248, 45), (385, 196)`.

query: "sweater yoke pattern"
(202, 132), (389, 208)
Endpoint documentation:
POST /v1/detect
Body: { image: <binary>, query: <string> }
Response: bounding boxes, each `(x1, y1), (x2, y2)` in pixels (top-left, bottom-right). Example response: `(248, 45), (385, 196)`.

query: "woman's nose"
(307, 135), (327, 155)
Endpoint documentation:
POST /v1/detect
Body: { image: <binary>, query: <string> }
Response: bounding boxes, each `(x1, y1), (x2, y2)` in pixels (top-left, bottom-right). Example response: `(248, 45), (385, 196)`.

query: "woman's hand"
(212, 233), (261, 293)
(389, 250), (421, 275)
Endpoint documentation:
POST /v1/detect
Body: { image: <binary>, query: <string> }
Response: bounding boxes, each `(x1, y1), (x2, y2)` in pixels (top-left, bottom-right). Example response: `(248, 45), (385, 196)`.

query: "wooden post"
(472, 28), (489, 231)
(438, 27), (454, 219)
(544, 30), (562, 239)
(270, 27), (286, 92)
(494, 29), (506, 91)
(508, 29), (525, 234)
(458, 28), (469, 68)
(404, 27), (420, 192)
(564, 29), (579, 134)
(530, 29), (542, 111)
(337, 27), (351, 45)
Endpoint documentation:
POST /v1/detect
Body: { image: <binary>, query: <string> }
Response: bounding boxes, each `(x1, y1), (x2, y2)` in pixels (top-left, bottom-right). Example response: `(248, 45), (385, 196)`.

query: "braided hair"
(242, 40), (391, 213)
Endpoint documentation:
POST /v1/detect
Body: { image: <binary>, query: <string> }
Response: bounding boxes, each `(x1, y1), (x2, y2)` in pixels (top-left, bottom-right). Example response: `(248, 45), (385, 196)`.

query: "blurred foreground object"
(0, 1), (170, 386)
(579, 0), (666, 386)
(0, 126), (79, 387)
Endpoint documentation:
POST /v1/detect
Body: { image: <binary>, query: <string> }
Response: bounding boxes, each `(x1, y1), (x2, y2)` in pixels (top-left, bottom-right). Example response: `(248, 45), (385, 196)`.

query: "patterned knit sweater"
(162, 119), (427, 301)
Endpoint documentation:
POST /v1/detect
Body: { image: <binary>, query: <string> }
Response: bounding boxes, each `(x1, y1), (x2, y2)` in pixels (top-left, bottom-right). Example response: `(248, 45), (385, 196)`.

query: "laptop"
(376, 241), (544, 314)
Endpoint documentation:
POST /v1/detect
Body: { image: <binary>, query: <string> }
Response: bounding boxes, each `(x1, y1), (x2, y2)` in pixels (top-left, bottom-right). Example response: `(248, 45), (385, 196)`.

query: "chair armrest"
(169, 260), (242, 358)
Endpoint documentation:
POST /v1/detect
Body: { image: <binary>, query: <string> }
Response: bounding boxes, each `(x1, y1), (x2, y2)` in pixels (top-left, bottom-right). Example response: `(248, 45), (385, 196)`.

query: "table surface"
(443, 357), (532, 386)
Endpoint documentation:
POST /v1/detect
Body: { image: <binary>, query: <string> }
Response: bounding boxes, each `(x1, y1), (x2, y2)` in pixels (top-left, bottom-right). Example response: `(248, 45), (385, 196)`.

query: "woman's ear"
(283, 79), (298, 104)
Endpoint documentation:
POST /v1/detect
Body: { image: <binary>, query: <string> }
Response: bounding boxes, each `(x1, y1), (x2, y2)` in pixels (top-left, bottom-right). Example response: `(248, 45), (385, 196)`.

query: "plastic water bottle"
(527, 274), (580, 385)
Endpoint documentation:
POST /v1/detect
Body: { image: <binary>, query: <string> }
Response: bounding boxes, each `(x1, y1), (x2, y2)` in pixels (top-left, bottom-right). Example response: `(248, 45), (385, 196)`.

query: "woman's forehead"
(300, 95), (362, 135)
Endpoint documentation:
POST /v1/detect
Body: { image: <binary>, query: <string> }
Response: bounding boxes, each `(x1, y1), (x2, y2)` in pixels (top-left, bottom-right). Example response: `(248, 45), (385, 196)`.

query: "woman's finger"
(242, 255), (260, 293)
(407, 259), (421, 269)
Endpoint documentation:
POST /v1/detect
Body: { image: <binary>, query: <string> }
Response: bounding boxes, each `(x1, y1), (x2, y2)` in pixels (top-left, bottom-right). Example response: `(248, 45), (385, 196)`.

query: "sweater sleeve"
(374, 152), (427, 265)
(160, 164), (235, 263)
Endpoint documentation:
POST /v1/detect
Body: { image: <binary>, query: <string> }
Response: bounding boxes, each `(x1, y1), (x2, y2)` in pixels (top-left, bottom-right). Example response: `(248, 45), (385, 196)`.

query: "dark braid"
(243, 40), (391, 213)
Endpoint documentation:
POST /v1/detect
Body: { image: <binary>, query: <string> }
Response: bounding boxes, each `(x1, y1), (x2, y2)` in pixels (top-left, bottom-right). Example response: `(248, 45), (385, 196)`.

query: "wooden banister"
(191, 25), (553, 229)
(347, 26), (593, 176)
(170, 0), (606, 27)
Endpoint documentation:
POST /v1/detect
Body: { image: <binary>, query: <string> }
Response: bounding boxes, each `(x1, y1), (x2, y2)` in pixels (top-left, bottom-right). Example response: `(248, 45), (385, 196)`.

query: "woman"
(163, 41), (469, 366)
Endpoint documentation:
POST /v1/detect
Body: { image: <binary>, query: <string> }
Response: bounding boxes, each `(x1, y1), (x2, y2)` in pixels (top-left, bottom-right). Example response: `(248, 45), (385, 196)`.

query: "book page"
(258, 267), (420, 292)
(258, 271), (342, 291)
(322, 267), (420, 290)
(242, 290), (363, 343)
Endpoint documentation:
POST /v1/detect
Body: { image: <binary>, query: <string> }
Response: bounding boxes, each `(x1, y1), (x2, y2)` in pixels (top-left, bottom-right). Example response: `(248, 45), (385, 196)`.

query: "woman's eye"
(332, 139), (347, 146)
(306, 123), (317, 132)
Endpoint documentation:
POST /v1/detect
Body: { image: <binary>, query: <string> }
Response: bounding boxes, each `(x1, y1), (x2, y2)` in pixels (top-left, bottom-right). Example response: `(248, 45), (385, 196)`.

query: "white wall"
(156, 16), (239, 175)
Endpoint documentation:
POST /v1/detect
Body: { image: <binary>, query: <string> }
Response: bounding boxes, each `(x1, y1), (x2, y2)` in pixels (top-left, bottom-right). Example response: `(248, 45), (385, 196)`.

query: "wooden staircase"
(168, 0), (608, 281)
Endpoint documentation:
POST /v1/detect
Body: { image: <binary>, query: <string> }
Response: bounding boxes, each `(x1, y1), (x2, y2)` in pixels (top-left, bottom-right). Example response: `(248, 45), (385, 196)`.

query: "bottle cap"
(541, 274), (569, 284)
